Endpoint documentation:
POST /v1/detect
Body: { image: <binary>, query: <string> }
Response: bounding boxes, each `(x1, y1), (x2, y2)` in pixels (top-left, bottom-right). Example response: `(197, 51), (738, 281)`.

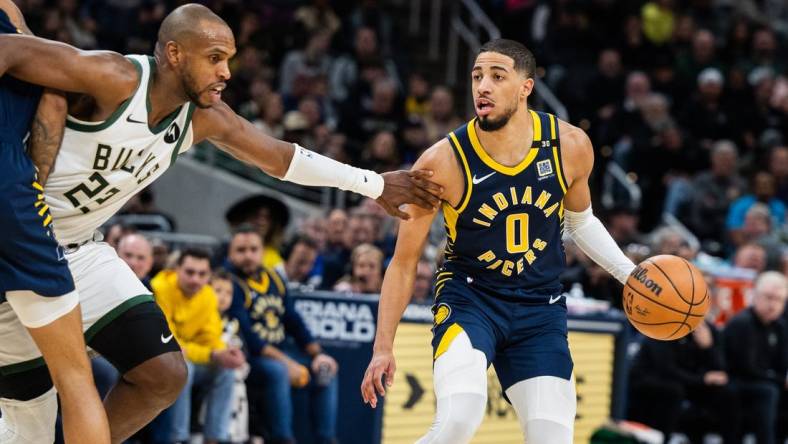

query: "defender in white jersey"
(0, 4), (443, 442)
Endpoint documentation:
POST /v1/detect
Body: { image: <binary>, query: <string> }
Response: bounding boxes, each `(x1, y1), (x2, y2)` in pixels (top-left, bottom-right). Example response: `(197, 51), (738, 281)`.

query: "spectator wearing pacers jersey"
(152, 248), (245, 444)
(225, 225), (338, 444)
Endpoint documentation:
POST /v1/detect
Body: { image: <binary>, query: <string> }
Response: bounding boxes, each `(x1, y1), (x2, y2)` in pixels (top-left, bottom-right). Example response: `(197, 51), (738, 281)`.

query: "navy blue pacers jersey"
(0, 10), (40, 163)
(440, 110), (568, 300)
(0, 10), (74, 298)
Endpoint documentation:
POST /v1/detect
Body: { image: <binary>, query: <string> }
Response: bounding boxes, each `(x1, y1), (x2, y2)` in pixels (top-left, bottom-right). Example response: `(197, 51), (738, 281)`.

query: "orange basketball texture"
(623, 255), (710, 340)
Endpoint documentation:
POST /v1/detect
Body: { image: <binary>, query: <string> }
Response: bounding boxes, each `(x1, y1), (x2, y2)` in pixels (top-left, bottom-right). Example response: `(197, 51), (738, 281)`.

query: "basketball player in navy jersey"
(0, 1), (109, 442)
(361, 39), (637, 443)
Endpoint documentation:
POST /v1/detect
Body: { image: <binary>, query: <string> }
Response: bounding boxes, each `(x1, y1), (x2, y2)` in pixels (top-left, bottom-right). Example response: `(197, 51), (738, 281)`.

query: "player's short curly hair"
(478, 39), (536, 79)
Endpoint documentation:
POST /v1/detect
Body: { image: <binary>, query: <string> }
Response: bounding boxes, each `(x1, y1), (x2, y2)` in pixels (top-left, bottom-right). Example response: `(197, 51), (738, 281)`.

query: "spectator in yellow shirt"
(153, 249), (246, 444)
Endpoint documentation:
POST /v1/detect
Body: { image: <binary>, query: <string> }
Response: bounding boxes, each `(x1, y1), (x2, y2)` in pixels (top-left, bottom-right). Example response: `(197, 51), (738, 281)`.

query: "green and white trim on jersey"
(47, 54), (196, 246)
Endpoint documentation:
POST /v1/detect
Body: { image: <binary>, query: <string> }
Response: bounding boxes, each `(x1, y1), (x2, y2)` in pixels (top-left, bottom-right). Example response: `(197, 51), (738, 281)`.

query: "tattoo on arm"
(29, 90), (67, 185)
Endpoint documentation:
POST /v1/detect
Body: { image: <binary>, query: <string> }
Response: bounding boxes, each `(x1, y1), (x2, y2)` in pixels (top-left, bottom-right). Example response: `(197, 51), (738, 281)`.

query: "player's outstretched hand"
(361, 350), (396, 408)
(377, 170), (443, 219)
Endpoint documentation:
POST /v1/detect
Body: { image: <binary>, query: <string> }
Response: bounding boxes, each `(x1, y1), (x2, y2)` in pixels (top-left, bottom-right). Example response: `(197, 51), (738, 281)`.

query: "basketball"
(623, 255), (710, 341)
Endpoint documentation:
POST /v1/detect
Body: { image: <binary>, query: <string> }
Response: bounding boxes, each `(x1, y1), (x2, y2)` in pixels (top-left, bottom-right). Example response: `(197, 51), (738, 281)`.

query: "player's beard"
(476, 101), (517, 132)
(181, 70), (212, 109)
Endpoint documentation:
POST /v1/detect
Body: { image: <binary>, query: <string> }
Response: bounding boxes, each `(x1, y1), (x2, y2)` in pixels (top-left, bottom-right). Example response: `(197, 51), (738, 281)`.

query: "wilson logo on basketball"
(631, 266), (663, 296)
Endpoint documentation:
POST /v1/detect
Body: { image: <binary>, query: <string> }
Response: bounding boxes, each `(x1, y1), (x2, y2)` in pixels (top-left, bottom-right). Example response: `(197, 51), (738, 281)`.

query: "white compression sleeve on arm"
(564, 205), (636, 285)
(282, 144), (385, 199)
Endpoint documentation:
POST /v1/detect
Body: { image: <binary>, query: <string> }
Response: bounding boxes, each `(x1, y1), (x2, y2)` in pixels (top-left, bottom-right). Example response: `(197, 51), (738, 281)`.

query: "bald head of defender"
(155, 3), (236, 108)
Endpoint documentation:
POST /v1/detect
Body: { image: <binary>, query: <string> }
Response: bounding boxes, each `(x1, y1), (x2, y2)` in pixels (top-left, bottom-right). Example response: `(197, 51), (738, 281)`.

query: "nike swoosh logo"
(472, 172), (495, 184)
(549, 295), (563, 304)
(160, 334), (174, 344)
(126, 115), (146, 124)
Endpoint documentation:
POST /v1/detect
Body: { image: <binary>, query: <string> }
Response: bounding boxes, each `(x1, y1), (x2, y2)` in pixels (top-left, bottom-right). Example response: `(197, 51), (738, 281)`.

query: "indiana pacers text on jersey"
(441, 110), (568, 290)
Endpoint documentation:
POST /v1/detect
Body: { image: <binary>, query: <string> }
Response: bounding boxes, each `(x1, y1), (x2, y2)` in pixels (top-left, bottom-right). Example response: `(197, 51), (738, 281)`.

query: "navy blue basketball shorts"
(430, 274), (573, 391)
(0, 148), (74, 300)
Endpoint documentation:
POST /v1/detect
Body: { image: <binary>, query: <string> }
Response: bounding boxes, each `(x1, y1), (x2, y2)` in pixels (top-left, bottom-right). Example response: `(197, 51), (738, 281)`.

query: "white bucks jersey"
(45, 55), (195, 244)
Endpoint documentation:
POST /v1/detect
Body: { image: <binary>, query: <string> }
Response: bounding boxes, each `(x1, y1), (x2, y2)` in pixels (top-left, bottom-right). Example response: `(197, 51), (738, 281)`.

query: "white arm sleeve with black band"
(282, 144), (385, 199)
(564, 205), (636, 285)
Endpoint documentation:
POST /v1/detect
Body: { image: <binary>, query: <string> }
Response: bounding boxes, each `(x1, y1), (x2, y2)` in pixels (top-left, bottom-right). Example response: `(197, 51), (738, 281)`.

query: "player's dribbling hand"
(361, 350), (396, 408)
(377, 170), (443, 219)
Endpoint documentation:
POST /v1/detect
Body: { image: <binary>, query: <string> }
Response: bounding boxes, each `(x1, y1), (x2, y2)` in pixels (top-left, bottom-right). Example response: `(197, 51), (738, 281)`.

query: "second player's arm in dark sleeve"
(190, 102), (443, 220)
(1, 4), (69, 185)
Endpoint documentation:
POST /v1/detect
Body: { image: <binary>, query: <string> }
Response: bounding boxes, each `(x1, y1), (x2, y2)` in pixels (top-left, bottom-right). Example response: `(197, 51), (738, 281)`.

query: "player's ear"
(164, 41), (181, 66)
(519, 77), (534, 102)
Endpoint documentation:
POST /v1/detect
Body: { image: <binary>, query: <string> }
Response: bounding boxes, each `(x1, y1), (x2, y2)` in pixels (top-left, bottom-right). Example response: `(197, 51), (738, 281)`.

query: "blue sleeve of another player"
(282, 286), (315, 349)
(229, 282), (267, 356)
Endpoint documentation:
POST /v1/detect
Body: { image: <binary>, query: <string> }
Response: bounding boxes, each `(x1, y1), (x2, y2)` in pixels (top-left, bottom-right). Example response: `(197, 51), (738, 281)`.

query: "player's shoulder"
(69, 51), (139, 106)
(556, 118), (593, 168)
(557, 118), (592, 153)
(414, 137), (453, 170)
(95, 51), (139, 90)
(412, 137), (460, 185)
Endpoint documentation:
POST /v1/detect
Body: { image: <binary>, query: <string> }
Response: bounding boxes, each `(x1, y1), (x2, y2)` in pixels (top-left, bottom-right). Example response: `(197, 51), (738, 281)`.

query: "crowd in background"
(13, 0), (788, 442)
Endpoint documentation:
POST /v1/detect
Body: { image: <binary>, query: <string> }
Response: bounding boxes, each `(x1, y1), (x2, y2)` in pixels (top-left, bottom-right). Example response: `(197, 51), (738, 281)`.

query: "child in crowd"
(211, 270), (249, 444)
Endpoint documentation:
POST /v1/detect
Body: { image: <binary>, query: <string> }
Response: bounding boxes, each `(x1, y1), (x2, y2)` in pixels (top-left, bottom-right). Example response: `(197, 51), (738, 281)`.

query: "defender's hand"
(361, 350), (396, 408)
(377, 170), (443, 219)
